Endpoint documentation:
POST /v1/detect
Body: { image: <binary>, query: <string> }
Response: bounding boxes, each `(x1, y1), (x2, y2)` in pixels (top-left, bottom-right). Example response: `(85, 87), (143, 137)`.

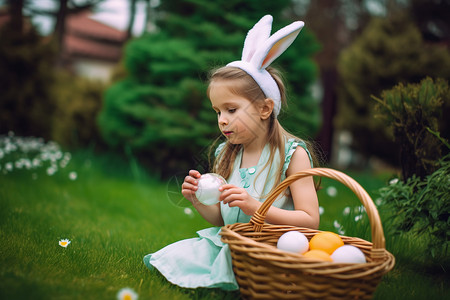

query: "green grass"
(0, 149), (448, 299)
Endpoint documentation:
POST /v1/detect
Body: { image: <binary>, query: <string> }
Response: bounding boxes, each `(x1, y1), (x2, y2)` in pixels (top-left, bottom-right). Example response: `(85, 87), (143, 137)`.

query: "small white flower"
(389, 178), (399, 185)
(355, 215), (363, 222)
(5, 162), (13, 171)
(15, 160), (23, 169)
(55, 151), (63, 160)
(32, 158), (41, 167)
(354, 205), (365, 214)
(343, 206), (351, 216)
(59, 239), (71, 248)
(326, 186), (338, 197)
(117, 287), (138, 300)
(64, 152), (72, 161)
(46, 166), (56, 176)
(69, 171), (77, 181)
(375, 198), (383, 206)
(319, 206), (324, 215)
(333, 220), (345, 234)
(60, 159), (68, 168)
(184, 207), (193, 216)
(333, 220), (341, 229)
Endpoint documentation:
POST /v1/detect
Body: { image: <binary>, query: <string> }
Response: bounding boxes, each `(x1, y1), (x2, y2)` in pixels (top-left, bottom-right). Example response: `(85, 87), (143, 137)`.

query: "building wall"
(73, 58), (116, 82)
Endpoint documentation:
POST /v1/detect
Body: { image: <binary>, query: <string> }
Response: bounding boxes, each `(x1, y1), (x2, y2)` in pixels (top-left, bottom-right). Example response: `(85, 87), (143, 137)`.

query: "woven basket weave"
(220, 168), (395, 299)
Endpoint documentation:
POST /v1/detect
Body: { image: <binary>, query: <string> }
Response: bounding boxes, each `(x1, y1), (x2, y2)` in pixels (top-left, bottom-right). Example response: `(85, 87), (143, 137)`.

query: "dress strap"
(282, 139), (313, 175)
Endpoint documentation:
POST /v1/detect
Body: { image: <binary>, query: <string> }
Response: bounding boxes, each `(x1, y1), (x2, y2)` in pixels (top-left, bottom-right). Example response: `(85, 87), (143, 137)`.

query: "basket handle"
(249, 168), (386, 250)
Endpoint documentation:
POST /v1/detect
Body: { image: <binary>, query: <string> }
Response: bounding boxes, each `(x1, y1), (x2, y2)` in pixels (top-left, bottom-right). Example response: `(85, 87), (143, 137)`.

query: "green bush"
(51, 71), (106, 149)
(337, 15), (450, 165)
(373, 77), (449, 180)
(378, 154), (450, 258)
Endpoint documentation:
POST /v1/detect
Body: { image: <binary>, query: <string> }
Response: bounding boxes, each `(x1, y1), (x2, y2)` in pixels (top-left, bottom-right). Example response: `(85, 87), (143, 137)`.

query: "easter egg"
(303, 249), (333, 262)
(277, 231), (309, 254)
(331, 245), (366, 263)
(309, 231), (344, 255)
(195, 173), (227, 205)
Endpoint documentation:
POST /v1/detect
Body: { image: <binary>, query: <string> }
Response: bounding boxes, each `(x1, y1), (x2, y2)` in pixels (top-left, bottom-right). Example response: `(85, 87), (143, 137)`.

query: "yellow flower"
(58, 239), (71, 248)
(117, 288), (138, 300)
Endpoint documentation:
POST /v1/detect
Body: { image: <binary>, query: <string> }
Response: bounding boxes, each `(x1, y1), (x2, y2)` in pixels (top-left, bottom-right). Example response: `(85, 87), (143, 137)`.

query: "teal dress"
(143, 139), (312, 290)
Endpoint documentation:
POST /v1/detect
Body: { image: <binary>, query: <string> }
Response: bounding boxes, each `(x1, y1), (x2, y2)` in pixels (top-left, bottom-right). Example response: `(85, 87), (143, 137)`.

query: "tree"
(125, 0), (137, 41)
(98, 0), (320, 177)
(336, 14), (450, 166)
(0, 4), (56, 139)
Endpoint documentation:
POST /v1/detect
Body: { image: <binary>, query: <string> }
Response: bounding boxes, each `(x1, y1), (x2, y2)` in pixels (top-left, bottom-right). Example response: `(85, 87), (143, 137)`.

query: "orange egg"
(303, 249), (333, 262)
(309, 231), (344, 255)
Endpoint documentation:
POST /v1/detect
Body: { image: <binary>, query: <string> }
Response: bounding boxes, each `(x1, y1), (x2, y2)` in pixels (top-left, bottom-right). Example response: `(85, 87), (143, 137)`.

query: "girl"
(144, 15), (320, 291)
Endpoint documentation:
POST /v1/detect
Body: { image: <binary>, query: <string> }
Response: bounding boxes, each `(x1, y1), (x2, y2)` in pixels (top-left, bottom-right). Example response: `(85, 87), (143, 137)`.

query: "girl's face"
(209, 80), (272, 147)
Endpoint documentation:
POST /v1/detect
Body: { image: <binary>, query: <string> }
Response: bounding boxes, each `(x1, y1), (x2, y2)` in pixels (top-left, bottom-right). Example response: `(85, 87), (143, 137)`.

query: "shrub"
(378, 154), (450, 257)
(51, 71), (106, 149)
(373, 77), (449, 180)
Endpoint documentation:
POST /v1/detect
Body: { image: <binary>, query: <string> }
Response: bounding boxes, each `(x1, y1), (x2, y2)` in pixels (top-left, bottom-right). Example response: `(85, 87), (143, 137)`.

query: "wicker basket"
(220, 168), (395, 299)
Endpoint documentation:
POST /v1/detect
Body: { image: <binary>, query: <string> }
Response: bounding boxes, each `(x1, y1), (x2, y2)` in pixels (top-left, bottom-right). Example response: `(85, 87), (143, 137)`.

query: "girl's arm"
(220, 147), (319, 229)
(264, 147), (320, 228)
(182, 170), (224, 226)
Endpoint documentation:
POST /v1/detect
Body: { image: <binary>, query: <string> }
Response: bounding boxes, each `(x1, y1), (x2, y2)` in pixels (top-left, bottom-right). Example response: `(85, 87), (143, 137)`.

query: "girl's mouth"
(223, 131), (233, 136)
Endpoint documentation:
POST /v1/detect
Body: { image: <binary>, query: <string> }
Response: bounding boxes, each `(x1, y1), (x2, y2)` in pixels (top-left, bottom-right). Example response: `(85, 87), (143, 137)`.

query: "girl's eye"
(228, 108), (236, 113)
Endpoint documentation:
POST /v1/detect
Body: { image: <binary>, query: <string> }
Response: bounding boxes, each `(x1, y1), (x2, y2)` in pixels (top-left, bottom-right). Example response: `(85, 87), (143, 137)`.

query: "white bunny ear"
(226, 16), (305, 118)
(252, 21), (304, 69)
(241, 15), (273, 62)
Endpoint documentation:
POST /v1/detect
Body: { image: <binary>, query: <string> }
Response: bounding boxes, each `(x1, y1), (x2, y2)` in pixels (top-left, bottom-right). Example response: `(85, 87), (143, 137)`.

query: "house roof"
(63, 11), (126, 62)
(64, 32), (123, 61)
(66, 11), (126, 42)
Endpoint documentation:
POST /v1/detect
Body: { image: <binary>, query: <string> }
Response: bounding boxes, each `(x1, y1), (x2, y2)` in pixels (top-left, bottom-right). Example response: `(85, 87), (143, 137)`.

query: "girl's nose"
(218, 114), (228, 125)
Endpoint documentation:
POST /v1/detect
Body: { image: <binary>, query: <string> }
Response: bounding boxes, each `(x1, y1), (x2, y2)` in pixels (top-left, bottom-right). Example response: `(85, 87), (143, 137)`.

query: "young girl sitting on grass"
(144, 15), (320, 291)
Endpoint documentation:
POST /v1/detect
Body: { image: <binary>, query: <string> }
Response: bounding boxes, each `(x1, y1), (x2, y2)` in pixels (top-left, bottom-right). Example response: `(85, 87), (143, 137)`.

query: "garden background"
(0, 0), (449, 299)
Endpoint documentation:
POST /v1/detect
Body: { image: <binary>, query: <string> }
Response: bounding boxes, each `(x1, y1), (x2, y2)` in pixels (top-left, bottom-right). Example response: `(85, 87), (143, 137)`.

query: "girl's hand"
(219, 184), (260, 216)
(181, 170), (201, 204)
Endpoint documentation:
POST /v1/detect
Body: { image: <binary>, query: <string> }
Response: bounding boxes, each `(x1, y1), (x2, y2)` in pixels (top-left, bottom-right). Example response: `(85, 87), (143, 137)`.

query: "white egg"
(195, 173), (227, 205)
(331, 245), (366, 263)
(277, 231), (309, 254)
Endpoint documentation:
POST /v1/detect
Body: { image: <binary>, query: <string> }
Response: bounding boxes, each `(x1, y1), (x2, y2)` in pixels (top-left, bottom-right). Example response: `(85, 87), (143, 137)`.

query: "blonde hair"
(207, 66), (319, 194)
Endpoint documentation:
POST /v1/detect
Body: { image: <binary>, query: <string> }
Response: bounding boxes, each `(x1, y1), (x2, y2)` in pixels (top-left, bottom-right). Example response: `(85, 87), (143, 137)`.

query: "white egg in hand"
(331, 245), (366, 263)
(277, 231), (309, 254)
(195, 173), (227, 205)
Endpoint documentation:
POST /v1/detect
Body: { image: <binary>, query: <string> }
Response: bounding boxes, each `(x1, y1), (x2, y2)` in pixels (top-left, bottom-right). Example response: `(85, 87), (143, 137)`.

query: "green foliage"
(98, 0), (320, 176)
(51, 71), (106, 149)
(0, 24), (56, 139)
(337, 15), (450, 165)
(373, 77), (449, 179)
(378, 155), (450, 258)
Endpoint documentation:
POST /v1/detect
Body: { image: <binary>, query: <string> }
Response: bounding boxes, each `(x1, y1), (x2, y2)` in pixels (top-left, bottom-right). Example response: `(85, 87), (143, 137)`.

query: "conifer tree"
(337, 15), (450, 165)
(99, 0), (320, 176)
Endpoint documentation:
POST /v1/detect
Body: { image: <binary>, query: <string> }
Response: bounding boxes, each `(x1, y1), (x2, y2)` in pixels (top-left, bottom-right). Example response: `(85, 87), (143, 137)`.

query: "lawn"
(0, 137), (448, 299)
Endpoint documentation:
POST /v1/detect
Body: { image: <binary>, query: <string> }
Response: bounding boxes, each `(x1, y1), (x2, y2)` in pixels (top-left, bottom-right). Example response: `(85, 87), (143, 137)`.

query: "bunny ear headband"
(227, 15), (304, 118)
